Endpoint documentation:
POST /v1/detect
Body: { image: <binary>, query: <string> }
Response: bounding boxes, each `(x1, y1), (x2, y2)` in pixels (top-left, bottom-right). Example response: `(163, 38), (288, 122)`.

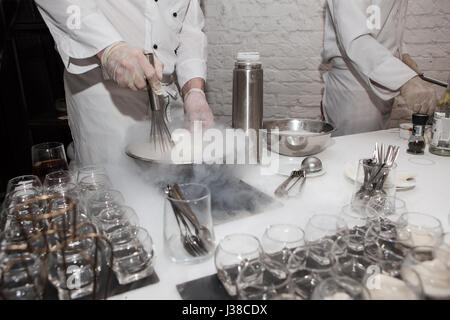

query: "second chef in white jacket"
(322, 0), (437, 136)
(35, 0), (214, 165)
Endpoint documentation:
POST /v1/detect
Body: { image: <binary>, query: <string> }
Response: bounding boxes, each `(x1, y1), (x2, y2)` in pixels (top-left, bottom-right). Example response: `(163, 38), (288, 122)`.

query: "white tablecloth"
(105, 128), (450, 300)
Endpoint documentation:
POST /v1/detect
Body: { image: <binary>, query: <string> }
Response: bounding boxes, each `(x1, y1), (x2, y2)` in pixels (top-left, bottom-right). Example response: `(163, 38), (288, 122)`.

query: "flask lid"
(412, 113), (429, 126)
(236, 52), (260, 63)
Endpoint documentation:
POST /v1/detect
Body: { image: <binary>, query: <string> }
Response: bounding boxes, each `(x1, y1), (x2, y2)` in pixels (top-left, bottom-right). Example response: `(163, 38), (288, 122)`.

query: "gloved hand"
(402, 54), (422, 75)
(184, 89), (215, 130)
(400, 76), (438, 115)
(100, 42), (164, 92)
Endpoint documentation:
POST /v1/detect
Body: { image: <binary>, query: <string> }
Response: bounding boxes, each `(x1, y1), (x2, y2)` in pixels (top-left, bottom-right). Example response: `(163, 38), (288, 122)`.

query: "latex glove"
(402, 54), (422, 75)
(184, 89), (215, 130)
(100, 42), (164, 92)
(400, 76), (438, 116)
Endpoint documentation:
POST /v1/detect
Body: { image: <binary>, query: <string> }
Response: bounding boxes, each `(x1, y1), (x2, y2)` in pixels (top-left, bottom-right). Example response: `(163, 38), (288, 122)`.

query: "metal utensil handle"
(297, 174), (306, 193)
(172, 184), (203, 231)
(275, 173), (298, 197)
(145, 53), (161, 111)
(419, 75), (448, 88)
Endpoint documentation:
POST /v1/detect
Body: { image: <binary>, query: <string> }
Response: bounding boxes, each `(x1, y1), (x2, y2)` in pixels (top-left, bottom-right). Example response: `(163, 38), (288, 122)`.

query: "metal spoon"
(291, 156), (323, 193)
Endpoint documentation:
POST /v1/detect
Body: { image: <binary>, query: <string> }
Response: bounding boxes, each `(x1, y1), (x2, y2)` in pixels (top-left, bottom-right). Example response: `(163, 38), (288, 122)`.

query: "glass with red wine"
(31, 142), (69, 182)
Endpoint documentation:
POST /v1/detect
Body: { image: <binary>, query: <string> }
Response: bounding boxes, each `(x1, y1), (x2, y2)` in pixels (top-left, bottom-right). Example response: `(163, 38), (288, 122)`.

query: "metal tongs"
(165, 184), (213, 257)
(274, 170), (306, 198)
(355, 143), (400, 202)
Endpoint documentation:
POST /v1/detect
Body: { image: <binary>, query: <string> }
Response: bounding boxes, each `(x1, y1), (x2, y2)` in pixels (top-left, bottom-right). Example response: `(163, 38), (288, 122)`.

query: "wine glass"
(31, 142), (68, 182)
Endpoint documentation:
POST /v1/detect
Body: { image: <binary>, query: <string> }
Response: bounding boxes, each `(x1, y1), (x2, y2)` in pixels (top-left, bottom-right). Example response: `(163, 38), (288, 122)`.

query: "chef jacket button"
(153, 44), (158, 50)
(173, 12), (177, 17)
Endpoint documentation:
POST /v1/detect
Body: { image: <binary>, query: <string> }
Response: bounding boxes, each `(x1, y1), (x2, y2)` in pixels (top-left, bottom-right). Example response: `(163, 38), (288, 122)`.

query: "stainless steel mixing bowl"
(263, 119), (335, 157)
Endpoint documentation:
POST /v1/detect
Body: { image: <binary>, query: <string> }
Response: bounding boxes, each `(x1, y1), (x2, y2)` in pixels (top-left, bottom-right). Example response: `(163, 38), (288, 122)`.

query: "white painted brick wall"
(202, 0), (450, 126)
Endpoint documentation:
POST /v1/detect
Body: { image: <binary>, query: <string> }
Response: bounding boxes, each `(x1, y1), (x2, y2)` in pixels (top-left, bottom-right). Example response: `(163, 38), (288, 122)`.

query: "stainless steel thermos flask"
(232, 52), (263, 131)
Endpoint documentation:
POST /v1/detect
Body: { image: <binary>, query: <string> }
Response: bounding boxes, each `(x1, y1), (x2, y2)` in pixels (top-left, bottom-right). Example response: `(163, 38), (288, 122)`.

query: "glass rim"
(166, 183), (211, 203)
(88, 189), (123, 203)
(45, 170), (72, 179)
(264, 224), (305, 244)
(342, 204), (377, 220)
(399, 212), (443, 229)
(79, 174), (111, 185)
(307, 214), (346, 231)
(314, 276), (371, 299)
(31, 142), (64, 150)
(359, 159), (398, 170)
(7, 175), (42, 193)
(218, 233), (261, 256)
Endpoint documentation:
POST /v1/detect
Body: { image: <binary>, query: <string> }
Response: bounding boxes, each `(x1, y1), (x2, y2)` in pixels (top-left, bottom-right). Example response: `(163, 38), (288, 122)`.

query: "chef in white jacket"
(321, 0), (437, 136)
(34, 0), (214, 165)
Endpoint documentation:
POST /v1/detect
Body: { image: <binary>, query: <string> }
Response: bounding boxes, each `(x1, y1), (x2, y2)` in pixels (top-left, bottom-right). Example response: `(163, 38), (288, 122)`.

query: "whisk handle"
(145, 53), (162, 111)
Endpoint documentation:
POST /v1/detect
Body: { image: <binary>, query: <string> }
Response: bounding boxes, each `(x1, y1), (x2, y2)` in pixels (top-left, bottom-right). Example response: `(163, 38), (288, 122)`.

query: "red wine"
(32, 159), (69, 182)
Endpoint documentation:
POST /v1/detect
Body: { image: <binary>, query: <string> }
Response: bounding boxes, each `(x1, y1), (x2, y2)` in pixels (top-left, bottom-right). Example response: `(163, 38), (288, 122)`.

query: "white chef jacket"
(321, 0), (417, 136)
(34, 0), (207, 165)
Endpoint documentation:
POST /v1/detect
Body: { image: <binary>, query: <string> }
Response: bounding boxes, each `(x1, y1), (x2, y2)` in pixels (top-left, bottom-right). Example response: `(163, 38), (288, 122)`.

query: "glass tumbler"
(288, 243), (336, 300)
(87, 189), (125, 219)
(340, 204), (376, 236)
(351, 159), (397, 206)
(78, 174), (113, 205)
(364, 225), (412, 277)
(108, 227), (155, 285)
(31, 142), (69, 182)
(304, 214), (348, 254)
(0, 253), (44, 300)
(236, 266), (296, 300)
(164, 183), (215, 264)
(398, 212), (444, 248)
(6, 175), (42, 195)
(401, 246), (450, 300)
(215, 234), (264, 297)
(261, 224), (305, 265)
(311, 276), (371, 300)
(43, 170), (75, 190)
(76, 165), (108, 183)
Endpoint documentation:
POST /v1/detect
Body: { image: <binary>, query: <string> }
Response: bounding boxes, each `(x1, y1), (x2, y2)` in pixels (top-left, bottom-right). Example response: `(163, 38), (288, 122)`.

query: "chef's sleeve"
(35, 0), (123, 74)
(175, 0), (208, 90)
(327, 0), (417, 100)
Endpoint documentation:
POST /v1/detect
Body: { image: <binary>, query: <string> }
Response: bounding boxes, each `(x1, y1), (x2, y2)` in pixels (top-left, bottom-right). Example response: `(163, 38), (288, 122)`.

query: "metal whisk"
(145, 53), (174, 153)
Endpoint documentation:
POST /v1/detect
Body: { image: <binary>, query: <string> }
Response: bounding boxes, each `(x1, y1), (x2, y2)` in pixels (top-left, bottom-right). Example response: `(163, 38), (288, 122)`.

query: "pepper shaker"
(407, 113), (429, 155)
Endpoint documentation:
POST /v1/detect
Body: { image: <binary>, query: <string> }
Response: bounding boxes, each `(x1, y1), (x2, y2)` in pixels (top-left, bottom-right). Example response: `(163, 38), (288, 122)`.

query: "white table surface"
(105, 128), (450, 300)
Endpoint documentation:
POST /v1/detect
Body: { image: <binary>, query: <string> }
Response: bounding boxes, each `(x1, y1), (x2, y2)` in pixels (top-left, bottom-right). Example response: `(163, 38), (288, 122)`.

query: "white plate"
(344, 162), (416, 190)
(276, 157), (326, 178)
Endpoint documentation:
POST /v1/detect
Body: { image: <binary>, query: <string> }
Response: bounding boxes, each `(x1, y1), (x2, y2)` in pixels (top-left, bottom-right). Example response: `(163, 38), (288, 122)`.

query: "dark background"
(0, 0), (71, 196)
